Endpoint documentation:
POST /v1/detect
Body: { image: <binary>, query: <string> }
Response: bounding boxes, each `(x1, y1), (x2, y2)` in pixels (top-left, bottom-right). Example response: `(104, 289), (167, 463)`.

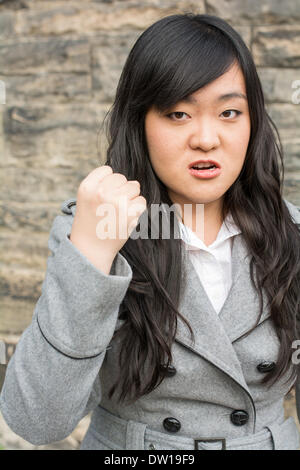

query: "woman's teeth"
(192, 165), (216, 170)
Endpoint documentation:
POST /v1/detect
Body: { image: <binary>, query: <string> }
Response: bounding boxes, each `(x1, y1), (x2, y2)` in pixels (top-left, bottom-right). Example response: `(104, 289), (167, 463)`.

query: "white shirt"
(178, 213), (242, 315)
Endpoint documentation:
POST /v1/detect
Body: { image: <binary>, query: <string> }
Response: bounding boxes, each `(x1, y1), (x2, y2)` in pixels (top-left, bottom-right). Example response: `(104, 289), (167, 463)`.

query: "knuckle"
(97, 185), (109, 201)
(92, 165), (113, 177)
(114, 172), (127, 181)
(137, 196), (147, 209)
(127, 180), (140, 190)
(78, 181), (91, 195)
(98, 166), (113, 180)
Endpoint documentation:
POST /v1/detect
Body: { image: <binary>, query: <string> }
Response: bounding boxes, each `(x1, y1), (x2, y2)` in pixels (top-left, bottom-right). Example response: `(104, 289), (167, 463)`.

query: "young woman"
(1, 13), (300, 451)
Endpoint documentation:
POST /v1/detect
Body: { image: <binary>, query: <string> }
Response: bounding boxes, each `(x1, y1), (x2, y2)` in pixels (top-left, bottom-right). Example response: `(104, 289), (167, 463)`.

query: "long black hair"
(99, 13), (300, 402)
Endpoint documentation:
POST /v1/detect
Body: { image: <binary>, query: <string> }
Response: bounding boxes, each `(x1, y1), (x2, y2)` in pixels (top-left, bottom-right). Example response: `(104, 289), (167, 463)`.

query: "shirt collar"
(178, 212), (242, 251)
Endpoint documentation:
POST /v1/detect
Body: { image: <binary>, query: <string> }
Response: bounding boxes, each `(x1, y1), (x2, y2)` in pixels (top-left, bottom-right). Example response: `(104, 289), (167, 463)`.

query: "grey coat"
(0, 198), (300, 450)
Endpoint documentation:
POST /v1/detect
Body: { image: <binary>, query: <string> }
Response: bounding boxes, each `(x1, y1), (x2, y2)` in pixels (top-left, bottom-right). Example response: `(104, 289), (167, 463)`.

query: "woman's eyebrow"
(181, 92), (247, 104)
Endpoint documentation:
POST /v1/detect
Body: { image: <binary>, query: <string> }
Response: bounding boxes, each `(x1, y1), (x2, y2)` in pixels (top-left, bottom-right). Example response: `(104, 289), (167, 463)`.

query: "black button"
(230, 410), (249, 426)
(160, 364), (177, 377)
(163, 417), (181, 433)
(257, 361), (276, 373)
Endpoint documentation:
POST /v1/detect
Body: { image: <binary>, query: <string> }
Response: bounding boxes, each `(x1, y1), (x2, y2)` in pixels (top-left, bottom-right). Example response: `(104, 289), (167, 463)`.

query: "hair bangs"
(147, 18), (239, 113)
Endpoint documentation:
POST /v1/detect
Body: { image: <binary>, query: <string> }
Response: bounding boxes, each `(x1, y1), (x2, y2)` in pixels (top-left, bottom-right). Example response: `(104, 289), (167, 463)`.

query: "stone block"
(206, 0), (300, 25)
(234, 26), (251, 50)
(0, 38), (90, 74)
(266, 103), (300, 130)
(1, 104), (109, 168)
(257, 67), (300, 104)
(253, 26), (300, 67)
(279, 129), (300, 172)
(0, 265), (44, 300)
(0, 230), (49, 269)
(14, 1), (205, 35)
(91, 32), (139, 101)
(0, 73), (92, 105)
(0, 202), (62, 233)
(0, 0), (27, 10)
(282, 172), (300, 207)
(0, 166), (82, 203)
(0, 11), (15, 38)
(0, 297), (35, 335)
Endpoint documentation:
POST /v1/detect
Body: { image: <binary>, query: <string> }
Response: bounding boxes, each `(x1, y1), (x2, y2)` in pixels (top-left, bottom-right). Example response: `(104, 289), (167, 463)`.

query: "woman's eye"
(167, 111), (189, 121)
(221, 109), (242, 119)
(166, 109), (242, 121)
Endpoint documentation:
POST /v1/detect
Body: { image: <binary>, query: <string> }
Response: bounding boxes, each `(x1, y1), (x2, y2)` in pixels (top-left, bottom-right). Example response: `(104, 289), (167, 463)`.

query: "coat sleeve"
(0, 199), (133, 445)
(283, 198), (300, 226)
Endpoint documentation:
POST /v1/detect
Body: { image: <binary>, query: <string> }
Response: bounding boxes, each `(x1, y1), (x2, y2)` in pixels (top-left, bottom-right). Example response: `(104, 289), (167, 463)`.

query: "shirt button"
(163, 417), (181, 433)
(257, 361), (276, 373)
(230, 410), (249, 426)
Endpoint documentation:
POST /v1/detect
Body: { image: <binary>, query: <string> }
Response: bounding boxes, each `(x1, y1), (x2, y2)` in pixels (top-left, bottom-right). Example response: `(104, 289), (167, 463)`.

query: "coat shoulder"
(283, 198), (300, 225)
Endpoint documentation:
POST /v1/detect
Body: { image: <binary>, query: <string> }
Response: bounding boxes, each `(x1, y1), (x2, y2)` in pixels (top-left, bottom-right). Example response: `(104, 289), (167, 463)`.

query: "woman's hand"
(70, 165), (147, 274)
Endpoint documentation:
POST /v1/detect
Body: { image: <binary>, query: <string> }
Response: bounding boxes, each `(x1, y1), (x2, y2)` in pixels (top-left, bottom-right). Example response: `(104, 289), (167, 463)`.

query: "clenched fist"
(70, 165), (147, 274)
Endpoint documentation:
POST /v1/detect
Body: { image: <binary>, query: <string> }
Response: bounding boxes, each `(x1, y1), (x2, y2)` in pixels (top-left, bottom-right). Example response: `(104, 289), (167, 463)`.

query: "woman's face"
(144, 62), (251, 213)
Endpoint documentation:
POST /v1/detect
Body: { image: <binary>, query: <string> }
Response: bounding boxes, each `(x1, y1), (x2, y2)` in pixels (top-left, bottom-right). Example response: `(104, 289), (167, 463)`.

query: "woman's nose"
(188, 120), (220, 151)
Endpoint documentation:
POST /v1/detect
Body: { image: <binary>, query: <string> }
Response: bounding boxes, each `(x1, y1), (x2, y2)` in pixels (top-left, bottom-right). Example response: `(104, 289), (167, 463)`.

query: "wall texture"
(0, 0), (300, 336)
(0, 0), (299, 449)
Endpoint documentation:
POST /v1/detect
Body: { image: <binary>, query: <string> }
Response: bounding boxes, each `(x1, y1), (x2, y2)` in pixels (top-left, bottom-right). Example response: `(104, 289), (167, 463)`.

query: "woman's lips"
(188, 167), (221, 179)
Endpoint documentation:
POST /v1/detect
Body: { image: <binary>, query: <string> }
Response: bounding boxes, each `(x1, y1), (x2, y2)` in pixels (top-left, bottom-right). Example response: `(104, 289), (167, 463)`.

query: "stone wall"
(1, 0), (300, 336)
(0, 0), (300, 449)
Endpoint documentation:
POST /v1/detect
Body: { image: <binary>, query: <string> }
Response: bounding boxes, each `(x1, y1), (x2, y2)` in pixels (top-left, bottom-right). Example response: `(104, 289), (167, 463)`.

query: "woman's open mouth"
(188, 161), (221, 179)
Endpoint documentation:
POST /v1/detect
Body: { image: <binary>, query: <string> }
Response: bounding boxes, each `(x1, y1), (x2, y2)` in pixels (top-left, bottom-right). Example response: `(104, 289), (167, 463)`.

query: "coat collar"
(175, 233), (272, 395)
(178, 210), (242, 250)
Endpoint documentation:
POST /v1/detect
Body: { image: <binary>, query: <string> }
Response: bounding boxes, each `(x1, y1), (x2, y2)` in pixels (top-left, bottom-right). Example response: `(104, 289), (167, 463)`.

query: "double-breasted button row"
(162, 409), (249, 433)
(161, 364), (252, 432)
(161, 362), (275, 376)
(161, 365), (179, 434)
(257, 361), (276, 373)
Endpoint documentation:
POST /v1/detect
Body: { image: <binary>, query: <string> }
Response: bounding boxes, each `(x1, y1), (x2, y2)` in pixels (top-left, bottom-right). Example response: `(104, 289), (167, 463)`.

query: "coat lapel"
(218, 235), (272, 343)
(175, 233), (271, 394)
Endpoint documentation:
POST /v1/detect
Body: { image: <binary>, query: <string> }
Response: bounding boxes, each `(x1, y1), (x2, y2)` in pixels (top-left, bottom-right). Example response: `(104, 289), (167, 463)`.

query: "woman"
(1, 13), (300, 450)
